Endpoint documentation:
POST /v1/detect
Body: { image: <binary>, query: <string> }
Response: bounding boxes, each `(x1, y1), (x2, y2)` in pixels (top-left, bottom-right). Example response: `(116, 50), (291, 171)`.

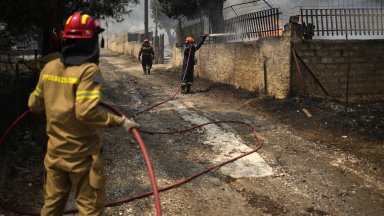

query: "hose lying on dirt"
(0, 44), (263, 215)
(132, 41), (193, 117)
(0, 107), (262, 215)
(0, 106), (163, 216)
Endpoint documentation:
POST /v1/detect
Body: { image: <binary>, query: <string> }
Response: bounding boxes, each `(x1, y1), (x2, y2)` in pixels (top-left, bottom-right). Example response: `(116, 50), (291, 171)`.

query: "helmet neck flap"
(60, 35), (100, 66)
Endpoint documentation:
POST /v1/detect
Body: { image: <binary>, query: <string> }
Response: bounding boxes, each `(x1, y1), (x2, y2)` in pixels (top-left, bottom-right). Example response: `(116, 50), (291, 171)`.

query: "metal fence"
(0, 32), (39, 74)
(179, 19), (205, 43)
(175, 0), (282, 43)
(225, 8), (282, 41)
(177, 7), (282, 43)
(300, 8), (384, 37)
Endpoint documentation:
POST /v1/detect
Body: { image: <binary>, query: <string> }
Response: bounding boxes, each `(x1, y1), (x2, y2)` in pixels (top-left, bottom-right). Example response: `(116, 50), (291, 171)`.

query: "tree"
(150, 0), (176, 47)
(158, 0), (226, 34)
(0, 0), (139, 53)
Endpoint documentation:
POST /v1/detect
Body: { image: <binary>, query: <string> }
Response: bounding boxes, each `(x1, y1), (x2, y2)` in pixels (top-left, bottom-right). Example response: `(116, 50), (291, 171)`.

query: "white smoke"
(106, 3), (155, 34)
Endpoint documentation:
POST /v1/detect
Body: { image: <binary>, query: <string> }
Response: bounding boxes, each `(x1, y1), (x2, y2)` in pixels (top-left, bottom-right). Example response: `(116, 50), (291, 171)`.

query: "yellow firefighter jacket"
(23, 51), (61, 72)
(28, 59), (124, 158)
(37, 51), (61, 70)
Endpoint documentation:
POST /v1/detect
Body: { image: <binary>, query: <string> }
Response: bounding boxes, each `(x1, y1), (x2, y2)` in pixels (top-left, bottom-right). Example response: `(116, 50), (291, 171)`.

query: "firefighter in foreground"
(28, 12), (138, 215)
(180, 34), (208, 94)
(138, 39), (155, 75)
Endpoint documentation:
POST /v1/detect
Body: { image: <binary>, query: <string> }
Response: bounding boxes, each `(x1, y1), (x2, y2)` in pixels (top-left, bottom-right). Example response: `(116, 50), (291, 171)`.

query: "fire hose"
(0, 35), (263, 215)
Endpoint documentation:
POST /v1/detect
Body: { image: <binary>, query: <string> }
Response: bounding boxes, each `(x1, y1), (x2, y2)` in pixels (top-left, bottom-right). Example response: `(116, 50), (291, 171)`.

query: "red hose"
(0, 110), (29, 146)
(99, 102), (162, 216)
(0, 106), (162, 216)
(132, 128), (162, 216)
(0, 43), (264, 215)
(0, 50), (193, 213)
(133, 43), (193, 117)
(0, 108), (262, 216)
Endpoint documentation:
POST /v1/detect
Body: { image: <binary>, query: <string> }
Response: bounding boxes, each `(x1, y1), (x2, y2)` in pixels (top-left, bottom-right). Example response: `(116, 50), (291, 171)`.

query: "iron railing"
(300, 8), (384, 37)
(177, 5), (282, 43)
(224, 8), (282, 41)
(179, 19), (205, 43)
(223, 0), (278, 20)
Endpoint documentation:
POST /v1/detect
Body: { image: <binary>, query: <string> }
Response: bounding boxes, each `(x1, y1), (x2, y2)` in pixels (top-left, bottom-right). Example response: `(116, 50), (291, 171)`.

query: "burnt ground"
(0, 50), (383, 215)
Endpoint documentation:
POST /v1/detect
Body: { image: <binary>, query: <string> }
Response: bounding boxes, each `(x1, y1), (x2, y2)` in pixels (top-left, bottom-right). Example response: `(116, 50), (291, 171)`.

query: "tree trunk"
(176, 18), (183, 47)
(208, 0), (226, 42)
(208, 0), (225, 33)
(165, 28), (175, 48)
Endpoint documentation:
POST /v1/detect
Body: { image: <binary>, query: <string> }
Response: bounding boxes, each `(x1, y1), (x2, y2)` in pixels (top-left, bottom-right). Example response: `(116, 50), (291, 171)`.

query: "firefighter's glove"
(122, 116), (139, 133)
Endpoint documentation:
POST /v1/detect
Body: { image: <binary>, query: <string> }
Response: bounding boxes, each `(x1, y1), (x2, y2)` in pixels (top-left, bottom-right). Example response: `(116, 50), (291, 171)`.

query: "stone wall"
(107, 33), (142, 58)
(174, 35), (292, 99)
(292, 40), (384, 99)
(172, 45), (183, 69)
(109, 26), (384, 100)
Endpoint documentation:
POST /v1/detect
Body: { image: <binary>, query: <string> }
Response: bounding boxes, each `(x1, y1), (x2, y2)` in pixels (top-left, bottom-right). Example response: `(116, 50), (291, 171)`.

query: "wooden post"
(144, 0), (149, 38)
(292, 48), (306, 95)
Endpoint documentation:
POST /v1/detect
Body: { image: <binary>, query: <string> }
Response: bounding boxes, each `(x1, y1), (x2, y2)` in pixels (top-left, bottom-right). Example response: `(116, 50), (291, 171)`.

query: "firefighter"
(180, 34), (208, 94)
(138, 39), (155, 75)
(28, 12), (138, 215)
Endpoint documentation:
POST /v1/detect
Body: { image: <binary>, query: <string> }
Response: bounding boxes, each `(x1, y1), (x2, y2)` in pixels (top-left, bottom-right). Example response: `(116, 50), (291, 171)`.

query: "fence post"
(154, 35), (159, 64)
(160, 34), (164, 64)
(15, 62), (19, 116)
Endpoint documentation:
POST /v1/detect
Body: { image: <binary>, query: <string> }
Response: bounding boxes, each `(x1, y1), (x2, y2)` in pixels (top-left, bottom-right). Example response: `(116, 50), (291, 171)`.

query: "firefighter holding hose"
(180, 34), (208, 94)
(28, 12), (138, 215)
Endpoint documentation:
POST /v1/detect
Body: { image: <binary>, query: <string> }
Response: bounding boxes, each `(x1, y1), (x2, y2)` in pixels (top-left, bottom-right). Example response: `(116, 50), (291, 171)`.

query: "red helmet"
(63, 12), (103, 39)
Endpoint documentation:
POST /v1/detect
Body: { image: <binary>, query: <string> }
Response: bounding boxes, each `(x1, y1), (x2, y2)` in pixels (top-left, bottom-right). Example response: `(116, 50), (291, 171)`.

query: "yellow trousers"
(41, 153), (105, 216)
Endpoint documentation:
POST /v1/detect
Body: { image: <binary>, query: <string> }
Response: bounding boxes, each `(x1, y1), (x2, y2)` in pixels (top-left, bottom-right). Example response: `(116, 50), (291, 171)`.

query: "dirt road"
(1, 50), (383, 215)
(99, 50), (383, 216)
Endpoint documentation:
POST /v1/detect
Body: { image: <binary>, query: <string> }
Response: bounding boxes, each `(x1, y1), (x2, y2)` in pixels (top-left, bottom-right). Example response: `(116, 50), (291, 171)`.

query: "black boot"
(147, 68), (150, 75)
(181, 85), (187, 94)
(186, 85), (191, 94)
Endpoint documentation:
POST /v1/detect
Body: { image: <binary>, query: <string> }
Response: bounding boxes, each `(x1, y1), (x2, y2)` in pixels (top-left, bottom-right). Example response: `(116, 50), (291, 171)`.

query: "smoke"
(105, 2), (177, 48)
(106, 2), (155, 34)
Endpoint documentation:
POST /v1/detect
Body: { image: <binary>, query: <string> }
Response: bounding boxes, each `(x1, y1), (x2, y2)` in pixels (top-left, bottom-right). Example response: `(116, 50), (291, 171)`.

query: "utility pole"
(155, 0), (159, 63)
(155, 1), (158, 39)
(145, 0), (149, 39)
(106, 18), (109, 49)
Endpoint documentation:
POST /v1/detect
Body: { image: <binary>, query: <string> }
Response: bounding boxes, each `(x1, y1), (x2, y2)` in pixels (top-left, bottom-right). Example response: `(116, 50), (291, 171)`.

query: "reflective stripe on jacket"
(28, 59), (124, 158)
